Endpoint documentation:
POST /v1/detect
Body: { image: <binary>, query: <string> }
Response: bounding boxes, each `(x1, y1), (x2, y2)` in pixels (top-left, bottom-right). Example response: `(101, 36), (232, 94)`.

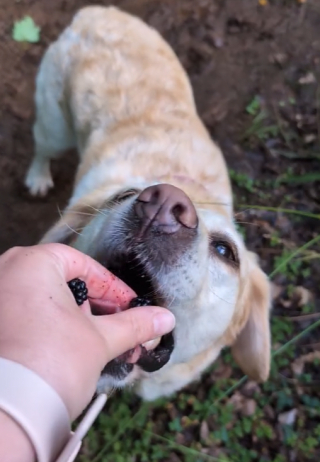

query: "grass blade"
(91, 405), (147, 462)
(143, 431), (228, 462)
(269, 234), (320, 278)
(238, 204), (320, 220)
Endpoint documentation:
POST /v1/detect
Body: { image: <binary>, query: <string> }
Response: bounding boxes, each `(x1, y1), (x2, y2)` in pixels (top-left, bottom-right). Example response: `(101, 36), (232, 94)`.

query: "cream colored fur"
(25, 6), (271, 401)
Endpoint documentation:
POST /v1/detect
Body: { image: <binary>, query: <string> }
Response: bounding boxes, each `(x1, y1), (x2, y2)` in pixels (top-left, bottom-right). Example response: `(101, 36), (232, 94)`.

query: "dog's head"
(42, 181), (271, 392)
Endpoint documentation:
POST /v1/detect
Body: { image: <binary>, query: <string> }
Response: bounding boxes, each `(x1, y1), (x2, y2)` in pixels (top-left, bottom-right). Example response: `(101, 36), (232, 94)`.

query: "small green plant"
(243, 96), (279, 141)
(229, 169), (255, 192)
(274, 249), (311, 281)
(12, 16), (40, 43)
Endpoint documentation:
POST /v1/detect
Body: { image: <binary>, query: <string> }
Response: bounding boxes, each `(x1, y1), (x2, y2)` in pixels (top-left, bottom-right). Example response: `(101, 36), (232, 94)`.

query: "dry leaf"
(299, 72), (316, 85)
(264, 405), (276, 420)
(242, 399), (256, 416)
(229, 392), (257, 416)
(242, 380), (261, 397)
(278, 409), (297, 426)
(304, 134), (316, 144)
(292, 351), (320, 375)
(292, 286), (313, 307)
(229, 391), (244, 411)
(279, 298), (292, 308)
(200, 420), (210, 441)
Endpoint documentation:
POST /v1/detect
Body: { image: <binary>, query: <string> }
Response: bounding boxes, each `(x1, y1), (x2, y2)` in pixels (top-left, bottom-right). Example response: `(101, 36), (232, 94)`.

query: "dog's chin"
(93, 250), (175, 387)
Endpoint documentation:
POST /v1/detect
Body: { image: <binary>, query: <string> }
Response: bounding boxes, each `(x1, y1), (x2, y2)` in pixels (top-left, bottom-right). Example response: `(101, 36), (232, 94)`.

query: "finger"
(91, 306), (176, 361)
(42, 243), (136, 307)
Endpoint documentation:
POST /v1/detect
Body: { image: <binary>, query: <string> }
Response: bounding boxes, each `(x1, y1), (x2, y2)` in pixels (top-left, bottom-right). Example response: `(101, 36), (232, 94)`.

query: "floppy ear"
(39, 204), (95, 245)
(231, 254), (271, 382)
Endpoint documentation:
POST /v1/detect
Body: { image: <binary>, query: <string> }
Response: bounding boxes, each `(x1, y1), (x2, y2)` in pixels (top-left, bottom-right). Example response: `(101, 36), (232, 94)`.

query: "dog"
(25, 5), (271, 401)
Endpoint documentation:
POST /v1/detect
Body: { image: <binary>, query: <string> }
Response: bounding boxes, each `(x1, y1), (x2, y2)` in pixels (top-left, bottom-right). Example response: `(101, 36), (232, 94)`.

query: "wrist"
(0, 409), (35, 462)
(0, 348), (77, 421)
(0, 357), (71, 462)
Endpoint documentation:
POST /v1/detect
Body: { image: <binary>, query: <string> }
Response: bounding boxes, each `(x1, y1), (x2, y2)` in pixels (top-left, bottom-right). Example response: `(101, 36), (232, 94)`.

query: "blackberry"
(129, 296), (152, 308)
(68, 278), (88, 306)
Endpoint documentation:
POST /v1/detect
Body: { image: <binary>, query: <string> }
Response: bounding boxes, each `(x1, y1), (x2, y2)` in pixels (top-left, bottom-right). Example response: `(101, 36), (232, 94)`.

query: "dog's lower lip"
(126, 345), (142, 363)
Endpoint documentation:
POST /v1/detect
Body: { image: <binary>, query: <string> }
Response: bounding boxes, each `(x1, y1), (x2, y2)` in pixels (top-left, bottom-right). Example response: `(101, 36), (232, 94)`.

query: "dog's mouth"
(92, 252), (174, 377)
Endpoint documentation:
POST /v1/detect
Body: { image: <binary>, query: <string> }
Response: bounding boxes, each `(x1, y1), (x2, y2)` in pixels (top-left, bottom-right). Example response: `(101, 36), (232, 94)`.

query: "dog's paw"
(25, 159), (54, 197)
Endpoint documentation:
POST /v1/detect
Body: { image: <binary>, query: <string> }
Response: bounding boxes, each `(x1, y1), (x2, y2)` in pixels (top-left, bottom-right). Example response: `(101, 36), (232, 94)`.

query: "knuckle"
(2, 246), (23, 260)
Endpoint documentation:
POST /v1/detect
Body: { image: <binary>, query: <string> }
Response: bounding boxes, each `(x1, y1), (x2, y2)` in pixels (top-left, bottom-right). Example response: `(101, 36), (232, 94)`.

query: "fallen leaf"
(200, 420), (210, 441)
(279, 298), (292, 308)
(12, 16), (40, 43)
(292, 286), (313, 307)
(242, 399), (256, 416)
(298, 72), (316, 85)
(211, 363), (232, 380)
(242, 380), (261, 397)
(304, 134), (316, 144)
(270, 52), (288, 65)
(229, 392), (257, 416)
(229, 391), (244, 411)
(264, 405), (276, 420)
(278, 409), (297, 426)
(292, 351), (320, 376)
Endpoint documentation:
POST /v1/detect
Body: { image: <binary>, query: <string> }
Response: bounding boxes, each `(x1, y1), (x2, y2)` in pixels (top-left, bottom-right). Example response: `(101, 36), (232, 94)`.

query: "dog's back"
(29, 6), (231, 208)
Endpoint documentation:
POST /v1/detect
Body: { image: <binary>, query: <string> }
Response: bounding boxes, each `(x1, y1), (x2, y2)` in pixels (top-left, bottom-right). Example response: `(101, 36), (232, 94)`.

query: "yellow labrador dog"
(25, 6), (271, 401)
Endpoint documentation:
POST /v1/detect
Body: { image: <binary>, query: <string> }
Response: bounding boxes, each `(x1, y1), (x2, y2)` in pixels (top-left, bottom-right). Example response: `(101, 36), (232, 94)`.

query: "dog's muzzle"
(95, 184), (199, 381)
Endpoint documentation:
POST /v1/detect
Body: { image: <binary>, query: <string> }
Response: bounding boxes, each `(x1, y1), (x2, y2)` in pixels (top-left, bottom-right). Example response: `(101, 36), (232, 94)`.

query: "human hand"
(0, 244), (175, 420)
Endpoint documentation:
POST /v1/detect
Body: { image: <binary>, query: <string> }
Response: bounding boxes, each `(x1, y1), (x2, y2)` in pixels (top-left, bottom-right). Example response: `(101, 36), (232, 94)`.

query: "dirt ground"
(1, 1), (320, 461)
(0, 0), (319, 254)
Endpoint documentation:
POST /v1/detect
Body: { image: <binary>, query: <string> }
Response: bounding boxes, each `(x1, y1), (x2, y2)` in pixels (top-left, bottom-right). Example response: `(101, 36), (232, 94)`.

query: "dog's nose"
(134, 184), (198, 234)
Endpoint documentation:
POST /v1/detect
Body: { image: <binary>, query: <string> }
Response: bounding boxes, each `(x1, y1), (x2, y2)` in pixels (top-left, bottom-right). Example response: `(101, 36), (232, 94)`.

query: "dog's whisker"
(234, 208), (253, 218)
(79, 201), (133, 225)
(207, 273), (234, 305)
(209, 288), (233, 305)
(83, 203), (110, 218)
(65, 211), (96, 217)
(235, 221), (260, 227)
(57, 206), (84, 237)
(195, 201), (232, 207)
(167, 294), (177, 309)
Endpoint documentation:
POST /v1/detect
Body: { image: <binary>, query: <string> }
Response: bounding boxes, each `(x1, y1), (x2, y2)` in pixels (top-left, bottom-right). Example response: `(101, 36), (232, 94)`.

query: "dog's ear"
(39, 205), (95, 245)
(231, 253), (271, 382)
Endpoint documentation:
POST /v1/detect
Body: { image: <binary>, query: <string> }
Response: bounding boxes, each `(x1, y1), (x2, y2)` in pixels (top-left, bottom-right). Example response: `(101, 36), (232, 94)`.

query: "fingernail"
(153, 311), (176, 335)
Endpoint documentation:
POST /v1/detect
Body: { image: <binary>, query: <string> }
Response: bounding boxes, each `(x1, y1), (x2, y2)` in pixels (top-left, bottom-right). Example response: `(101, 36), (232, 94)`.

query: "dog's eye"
(211, 241), (236, 262)
(113, 189), (138, 203)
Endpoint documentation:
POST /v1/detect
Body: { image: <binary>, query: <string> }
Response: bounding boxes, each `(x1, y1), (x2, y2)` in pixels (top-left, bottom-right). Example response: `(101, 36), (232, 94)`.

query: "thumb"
(91, 306), (175, 362)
